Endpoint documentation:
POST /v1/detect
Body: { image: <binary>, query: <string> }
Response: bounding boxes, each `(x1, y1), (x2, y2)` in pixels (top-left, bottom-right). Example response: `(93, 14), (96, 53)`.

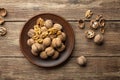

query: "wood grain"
(0, 22), (119, 57)
(0, 0), (120, 80)
(0, 0), (120, 20)
(0, 57), (119, 80)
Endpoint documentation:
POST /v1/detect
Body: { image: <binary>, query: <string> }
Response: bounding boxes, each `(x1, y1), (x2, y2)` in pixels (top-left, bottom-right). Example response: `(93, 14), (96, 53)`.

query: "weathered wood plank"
(0, 22), (120, 57)
(0, 0), (120, 20)
(0, 57), (119, 80)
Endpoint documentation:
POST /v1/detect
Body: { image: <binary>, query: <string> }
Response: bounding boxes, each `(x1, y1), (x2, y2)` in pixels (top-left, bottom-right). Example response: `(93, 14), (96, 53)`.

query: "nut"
(56, 43), (65, 52)
(31, 49), (39, 56)
(57, 32), (66, 41)
(52, 51), (59, 59)
(77, 56), (87, 66)
(27, 29), (35, 38)
(96, 15), (103, 21)
(45, 47), (55, 56)
(41, 26), (47, 32)
(51, 38), (62, 48)
(85, 10), (93, 18)
(40, 51), (48, 59)
(27, 38), (35, 46)
(44, 19), (53, 29)
(100, 28), (105, 34)
(36, 18), (44, 27)
(99, 18), (105, 27)
(90, 20), (99, 29)
(0, 27), (7, 36)
(85, 30), (95, 39)
(43, 37), (51, 47)
(94, 34), (104, 44)
(0, 8), (7, 17)
(34, 43), (44, 51)
(53, 23), (62, 30)
(78, 19), (85, 29)
(0, 16), (4, 25)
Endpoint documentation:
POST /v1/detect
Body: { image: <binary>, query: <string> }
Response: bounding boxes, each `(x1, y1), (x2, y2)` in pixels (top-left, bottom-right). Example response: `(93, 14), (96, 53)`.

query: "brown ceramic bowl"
(20, 13), (75, 67)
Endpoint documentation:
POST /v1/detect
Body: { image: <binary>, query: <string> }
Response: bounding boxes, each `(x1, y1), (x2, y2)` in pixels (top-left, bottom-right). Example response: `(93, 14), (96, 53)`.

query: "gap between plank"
(0, 56), (120, 58)
(5, 20), (120, 22)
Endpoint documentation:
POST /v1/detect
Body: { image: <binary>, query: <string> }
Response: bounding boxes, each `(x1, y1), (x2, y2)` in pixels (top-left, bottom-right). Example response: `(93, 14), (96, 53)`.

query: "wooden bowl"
(19, 13), (75, 67)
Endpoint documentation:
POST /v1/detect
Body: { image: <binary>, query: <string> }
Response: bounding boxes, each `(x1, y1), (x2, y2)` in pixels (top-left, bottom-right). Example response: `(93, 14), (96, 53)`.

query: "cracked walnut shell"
(0, 27), (7, 36)
(85, 30), (95, 39)
(0, 8), (7, 17)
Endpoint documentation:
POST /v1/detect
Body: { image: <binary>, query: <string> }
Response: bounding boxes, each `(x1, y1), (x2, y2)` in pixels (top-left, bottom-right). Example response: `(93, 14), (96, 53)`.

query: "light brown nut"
(51, 38), (62, 48)
(34, 43), (44, 51)
(27, 29), (35, 37)
(94, 34), (104, 44)
(31, 49), (39, 56)
(45, 47), (55, 56)
(90, 20), (99, 29)
(100, 28), (105, 34)
(99, 18), (105, 27)
(44, 19), (53, 29)
(0, 27), (7, 36)
(95, 15), (103, 21)
(85, 30), (95, 39)
(27, 38), (35, 46)
(0, 16), (4, 25)
(52, 51), (59, 59)
(36, 18), (44, 27)
(41, 26), (47, 32)
(43, 37), (51, 47)
(40, 51), (48, 59)
(85, 10), (93, 19)
(49, 34), (57, 39)
(56, 43), (65, 52)
(0, 8), (7, 17)
(53, 23), (63, 30)
(41, 31), (48, 39)
(77, 56), (87, 66)
(57, 32), (66, 41)
(78, 19), (85, 29)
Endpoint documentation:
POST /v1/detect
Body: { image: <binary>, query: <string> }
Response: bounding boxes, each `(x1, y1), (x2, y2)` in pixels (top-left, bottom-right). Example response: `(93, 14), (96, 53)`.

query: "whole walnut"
(27, 38), (35, 46)
(44, 19), (53, 29)
(57, 32), (66, 41)
(31, 44), (39, 56)
(94, 34), (104, 44)
(27, 29), (35, 37)
(56, 43), (65, 52)
(53, 23), (63, 30)
(41, 26), (47, 32)
(43, 37), (51, 47)
(40, 51), (48, 59)
(52, 51), (59, 59)
(45, 47), (55, 56)
(31, 43), (44, 53)
(51, 38), (62, 48)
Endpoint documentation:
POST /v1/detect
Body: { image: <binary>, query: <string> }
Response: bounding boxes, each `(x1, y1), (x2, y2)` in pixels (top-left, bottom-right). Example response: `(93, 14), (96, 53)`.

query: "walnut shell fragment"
(0, 16), (4, 25)
(99, 18), (105, 27)
(85, 10), (93, 19)
(96, 15), (103, 21)
(85, 30), (95, 39)
(0, 8), (7, 17)
(90, 20), (99, 29)
(0, 27), (7, 36)
(78, 19), (85, 29)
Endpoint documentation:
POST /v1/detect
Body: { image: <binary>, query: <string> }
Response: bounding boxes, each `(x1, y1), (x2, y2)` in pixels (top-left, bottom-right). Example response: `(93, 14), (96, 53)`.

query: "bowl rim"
(19, 13), (75, 67)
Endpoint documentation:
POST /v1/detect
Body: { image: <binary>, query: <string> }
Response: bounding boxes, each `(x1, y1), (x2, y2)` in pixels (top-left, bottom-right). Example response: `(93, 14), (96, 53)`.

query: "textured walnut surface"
(0, 0), (120, 80)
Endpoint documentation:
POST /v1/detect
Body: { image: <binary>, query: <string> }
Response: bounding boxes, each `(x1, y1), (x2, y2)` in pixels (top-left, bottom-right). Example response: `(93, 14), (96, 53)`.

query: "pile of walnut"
(78, 10), (106, 45)
(77, 10), (106, 67)
(27, 18), (66, 60)
(0, 8), (7, 36)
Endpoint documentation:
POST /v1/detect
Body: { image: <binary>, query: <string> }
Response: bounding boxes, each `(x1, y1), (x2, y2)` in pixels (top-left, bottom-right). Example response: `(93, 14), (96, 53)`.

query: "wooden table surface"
(0, 0), (120, 80)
